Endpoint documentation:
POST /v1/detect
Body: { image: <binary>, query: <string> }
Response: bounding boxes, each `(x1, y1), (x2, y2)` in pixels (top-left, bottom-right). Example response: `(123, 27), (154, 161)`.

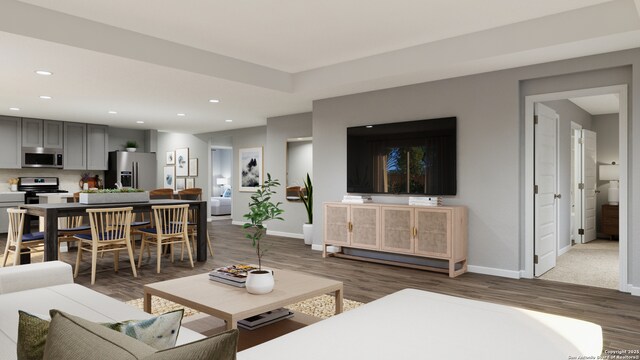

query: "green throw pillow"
(17, 309), (184, 360)
(42, 311), (238, 360)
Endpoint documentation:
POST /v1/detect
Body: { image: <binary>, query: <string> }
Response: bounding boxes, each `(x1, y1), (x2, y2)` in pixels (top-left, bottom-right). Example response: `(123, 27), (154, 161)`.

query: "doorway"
(524, 85), (628, 292)
(211, 146), (233, 218)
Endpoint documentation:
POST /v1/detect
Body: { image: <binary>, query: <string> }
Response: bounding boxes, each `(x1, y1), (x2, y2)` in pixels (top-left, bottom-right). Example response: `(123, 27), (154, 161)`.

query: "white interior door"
(572, 127), (583, 244)
(534, 103), (559, 277)
(581, 129), (597, 243)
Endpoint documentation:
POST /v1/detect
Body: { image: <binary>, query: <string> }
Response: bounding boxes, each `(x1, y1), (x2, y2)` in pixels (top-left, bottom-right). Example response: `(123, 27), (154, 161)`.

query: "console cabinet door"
(87, 124), (108, 170)
(43, 120), (64, 149)
(22, 118), (43, 148)
(0, 116), (21, 169)
(350, 205), (380, 250)
(64, 122), (87, 170)
(324, 204), (350, 245)
(415, 208), (451, 258)
(381, 206), (414, 254)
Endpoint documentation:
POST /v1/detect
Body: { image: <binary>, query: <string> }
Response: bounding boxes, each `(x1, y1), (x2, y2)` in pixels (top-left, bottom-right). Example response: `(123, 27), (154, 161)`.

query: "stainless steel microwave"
(22, 147), (63, 168)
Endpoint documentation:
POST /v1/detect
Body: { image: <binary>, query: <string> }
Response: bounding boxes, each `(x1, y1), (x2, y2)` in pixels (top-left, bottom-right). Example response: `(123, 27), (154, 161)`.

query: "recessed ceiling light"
(39, 95), (52, 100)
(366, 125), (373, 128)
(35, 70), (52, 76)
(225, 119), (233, 123)
(208, 99), (220, 103)
(108, 110), (117, 114)
(136, 121), (144, 124)
(177, 113), (186, 117)
(9, 107), (20, 111)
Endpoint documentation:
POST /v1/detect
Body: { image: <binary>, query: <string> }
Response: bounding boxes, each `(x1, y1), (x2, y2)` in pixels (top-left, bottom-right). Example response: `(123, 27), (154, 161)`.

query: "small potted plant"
(299, 173), (313, 245)
(243, 173), (284, 294)
(125, 141), (138, 152)
(7, 178), (18, 192)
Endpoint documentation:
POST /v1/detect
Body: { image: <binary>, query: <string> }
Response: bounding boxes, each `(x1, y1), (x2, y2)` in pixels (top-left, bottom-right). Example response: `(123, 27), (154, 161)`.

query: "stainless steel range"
(17, 177), (68, 205)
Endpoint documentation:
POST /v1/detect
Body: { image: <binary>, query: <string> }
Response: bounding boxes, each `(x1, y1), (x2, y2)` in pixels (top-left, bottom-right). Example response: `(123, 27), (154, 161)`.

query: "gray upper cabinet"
(21, 118), (63, 149)
(87, 124), (108, 170)
(63, 122), (87, 170)
(43, 120), (64, 149)
(0, 116), (22, 169)
(22, 118), (43, 148)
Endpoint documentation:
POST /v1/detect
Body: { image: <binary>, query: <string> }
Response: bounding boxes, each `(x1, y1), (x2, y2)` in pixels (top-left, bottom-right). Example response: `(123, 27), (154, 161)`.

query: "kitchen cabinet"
(87, 124), (108, 170)
(0, 116), (22, 169)
(63, 122), (87, 170)
(22, 118), (63, 149)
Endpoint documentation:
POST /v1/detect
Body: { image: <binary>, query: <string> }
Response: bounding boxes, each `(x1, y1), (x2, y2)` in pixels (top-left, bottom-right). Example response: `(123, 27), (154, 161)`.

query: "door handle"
(595, 190), (601, 194)
(554, 194), (562, 199)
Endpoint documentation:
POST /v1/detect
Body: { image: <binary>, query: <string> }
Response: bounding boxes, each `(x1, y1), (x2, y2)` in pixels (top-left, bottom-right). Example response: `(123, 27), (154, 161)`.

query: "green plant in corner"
(243, 173), (284, 270)
(299, 173), (312, 224)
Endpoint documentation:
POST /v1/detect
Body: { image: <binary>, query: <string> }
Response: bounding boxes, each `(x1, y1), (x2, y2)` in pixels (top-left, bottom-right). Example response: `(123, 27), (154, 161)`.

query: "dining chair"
(132, 188), (173, 249)
(177, 188), (214, 257)
(73, 207), (137, 284)
(137, 204), (194, 273)
(1, 208), (45, 267)
(58, 192), (91, 260)
(149, 188), (174, 199)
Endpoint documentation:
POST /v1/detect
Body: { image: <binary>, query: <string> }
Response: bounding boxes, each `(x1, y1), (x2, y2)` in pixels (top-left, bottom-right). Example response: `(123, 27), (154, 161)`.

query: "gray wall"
(541, 100), (593, 250)
(313, 48), (639, 286)
(265, 113), (313, 236)
(156, 131), (210, 213)
(592, 113), (620, 233)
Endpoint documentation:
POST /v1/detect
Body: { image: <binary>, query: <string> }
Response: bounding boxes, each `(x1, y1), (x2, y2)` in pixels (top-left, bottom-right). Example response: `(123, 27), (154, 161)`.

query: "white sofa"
(210, 197), (231, 215)
(237, 288), (603, 360)
(0, 261), (204, 360)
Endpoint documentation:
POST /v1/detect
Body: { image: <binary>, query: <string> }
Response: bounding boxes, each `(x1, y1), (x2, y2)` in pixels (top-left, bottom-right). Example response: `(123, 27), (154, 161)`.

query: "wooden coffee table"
(143, 269), (344, 330)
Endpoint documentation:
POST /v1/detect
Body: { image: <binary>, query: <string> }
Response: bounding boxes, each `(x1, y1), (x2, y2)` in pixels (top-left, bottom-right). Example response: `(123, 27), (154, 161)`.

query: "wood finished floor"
(2, 219), (639, 350)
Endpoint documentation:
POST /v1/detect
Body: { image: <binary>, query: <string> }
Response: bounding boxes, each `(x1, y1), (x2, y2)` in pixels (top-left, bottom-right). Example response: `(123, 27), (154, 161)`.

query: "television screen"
(347, 117), (456, 195)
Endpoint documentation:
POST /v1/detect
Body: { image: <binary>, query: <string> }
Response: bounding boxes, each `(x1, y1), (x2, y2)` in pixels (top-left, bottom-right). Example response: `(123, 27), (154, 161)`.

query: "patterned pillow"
(17, 309), (184, 360)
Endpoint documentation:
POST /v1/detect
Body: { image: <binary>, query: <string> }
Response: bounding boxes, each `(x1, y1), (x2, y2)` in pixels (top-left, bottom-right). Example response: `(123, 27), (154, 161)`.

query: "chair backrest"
(150, 188), (174, 199)
(177, 188), (202, 201)
(60, 215), (84, 230)
(151, 204), (189, 237)
(86, 207), (133, 242)
(6, 208), (26, 247)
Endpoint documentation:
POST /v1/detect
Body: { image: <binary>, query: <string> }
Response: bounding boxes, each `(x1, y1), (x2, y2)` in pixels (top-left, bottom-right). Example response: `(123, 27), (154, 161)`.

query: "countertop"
(0, 191), (26, 195)
(36, 193), (74, 197)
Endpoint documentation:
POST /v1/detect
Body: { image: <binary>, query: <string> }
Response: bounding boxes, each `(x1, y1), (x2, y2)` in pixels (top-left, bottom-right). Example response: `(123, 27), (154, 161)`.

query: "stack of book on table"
(342, 195), (373, 204)
(209, 264), (258, 287)
(238, 308), (294, 330)
(409, 196), (443, 206)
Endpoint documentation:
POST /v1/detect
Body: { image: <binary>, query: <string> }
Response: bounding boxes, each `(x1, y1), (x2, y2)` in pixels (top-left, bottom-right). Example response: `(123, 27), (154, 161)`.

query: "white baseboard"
(311, 244), (323, 251)
(627, 284), (640, 296)
(266, 230), (303, 239)
(231, 220), (244, 226)
(310, 244), (340, 253)
(467, 265), (521, 279)
(557, 244), (571, 256)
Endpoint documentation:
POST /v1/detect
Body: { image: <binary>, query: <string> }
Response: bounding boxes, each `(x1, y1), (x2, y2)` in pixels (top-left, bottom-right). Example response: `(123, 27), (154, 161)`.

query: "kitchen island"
(20, 199), (208, 263)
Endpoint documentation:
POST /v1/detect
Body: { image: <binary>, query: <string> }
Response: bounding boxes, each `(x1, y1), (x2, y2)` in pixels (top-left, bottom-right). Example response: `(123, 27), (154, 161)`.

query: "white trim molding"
(557, 244), (572, 257)
(628, 285), (640, 297)
(266, 230), (303, 239)
(467, 265), (521, 279)
(231, 220), (245, 226)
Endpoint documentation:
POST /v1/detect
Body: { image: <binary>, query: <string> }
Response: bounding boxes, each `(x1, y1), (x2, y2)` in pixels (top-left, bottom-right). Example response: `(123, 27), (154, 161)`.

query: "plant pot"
(303, 223), (313, 245)
(245, 270), (274, 295)
(10, 184), (17, 192)
(126, 147), (137, 152)
(79, 191), (150, 204)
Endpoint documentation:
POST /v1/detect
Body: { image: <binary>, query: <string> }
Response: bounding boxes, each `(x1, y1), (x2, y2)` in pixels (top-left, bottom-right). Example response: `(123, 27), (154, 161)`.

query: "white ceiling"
(569, 94), (620, 115)
(0, 0), (639, 133)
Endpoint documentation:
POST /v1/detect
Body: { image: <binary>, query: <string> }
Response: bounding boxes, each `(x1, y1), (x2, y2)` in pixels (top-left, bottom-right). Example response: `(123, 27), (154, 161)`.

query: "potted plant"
(79, 188), (149, 204)
(243, 173), (284, 294)
(7, 178), (18, 192)
(125, 141), (138, 152)
(299, 173), (313, 245)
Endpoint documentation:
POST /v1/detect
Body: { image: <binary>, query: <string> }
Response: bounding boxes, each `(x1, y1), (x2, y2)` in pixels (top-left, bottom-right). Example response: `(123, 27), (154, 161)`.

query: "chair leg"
(137, 237), (145, 268)
(74, 244), (82, 278)
(207, 232), (214, 257)
(91, 246), (98, 285)
(13, 245), (21, 266)
(114, 249), (119, 273)
(126, 239), (137, 278)
(156, 240), (162, 274)
(184, 233), (194, 269)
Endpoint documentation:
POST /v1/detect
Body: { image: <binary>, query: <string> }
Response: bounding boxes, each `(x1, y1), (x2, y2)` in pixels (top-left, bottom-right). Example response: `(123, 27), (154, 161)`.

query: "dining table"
(20, 199), (208, 264)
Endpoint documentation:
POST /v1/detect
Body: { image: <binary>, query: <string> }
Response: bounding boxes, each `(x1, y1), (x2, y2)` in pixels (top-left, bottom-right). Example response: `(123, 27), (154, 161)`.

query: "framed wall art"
(166, 151), (175, 165)
(186, 178), (195, 189)
(175, 177), (186, 191)
(189, 158), (198, 176)
(163, 166), (175, 189)
(239, 147), (263, 192)
(175, 148), (189, 177)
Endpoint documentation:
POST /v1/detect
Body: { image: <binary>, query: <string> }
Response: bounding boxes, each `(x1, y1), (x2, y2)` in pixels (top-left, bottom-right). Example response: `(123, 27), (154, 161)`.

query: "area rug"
(125, 294), (363, 319)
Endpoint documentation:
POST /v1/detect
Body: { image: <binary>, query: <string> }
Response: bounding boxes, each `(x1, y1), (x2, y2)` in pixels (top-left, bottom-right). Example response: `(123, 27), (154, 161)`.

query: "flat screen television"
(347, 117), (456, 195)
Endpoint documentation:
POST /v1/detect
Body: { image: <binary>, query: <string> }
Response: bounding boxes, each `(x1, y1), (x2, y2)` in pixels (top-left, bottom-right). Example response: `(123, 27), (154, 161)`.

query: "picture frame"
(186, 178), (195, 189)
(189, 158), (198, 176)
(163, 166), (175, 189)
(175, 148), (189, 177)
(239, 147), (263, 192)
(175, 177), (186, 191)
(166, 151), (175, 165)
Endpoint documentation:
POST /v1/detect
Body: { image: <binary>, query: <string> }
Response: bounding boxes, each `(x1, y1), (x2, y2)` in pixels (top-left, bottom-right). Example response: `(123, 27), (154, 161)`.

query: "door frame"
(570, 121), (583, 247)
(523, 85), (628, 292)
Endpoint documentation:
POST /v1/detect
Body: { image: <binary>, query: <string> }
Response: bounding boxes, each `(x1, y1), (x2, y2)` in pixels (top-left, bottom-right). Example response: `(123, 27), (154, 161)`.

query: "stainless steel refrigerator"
(105, 151), (157, 190)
